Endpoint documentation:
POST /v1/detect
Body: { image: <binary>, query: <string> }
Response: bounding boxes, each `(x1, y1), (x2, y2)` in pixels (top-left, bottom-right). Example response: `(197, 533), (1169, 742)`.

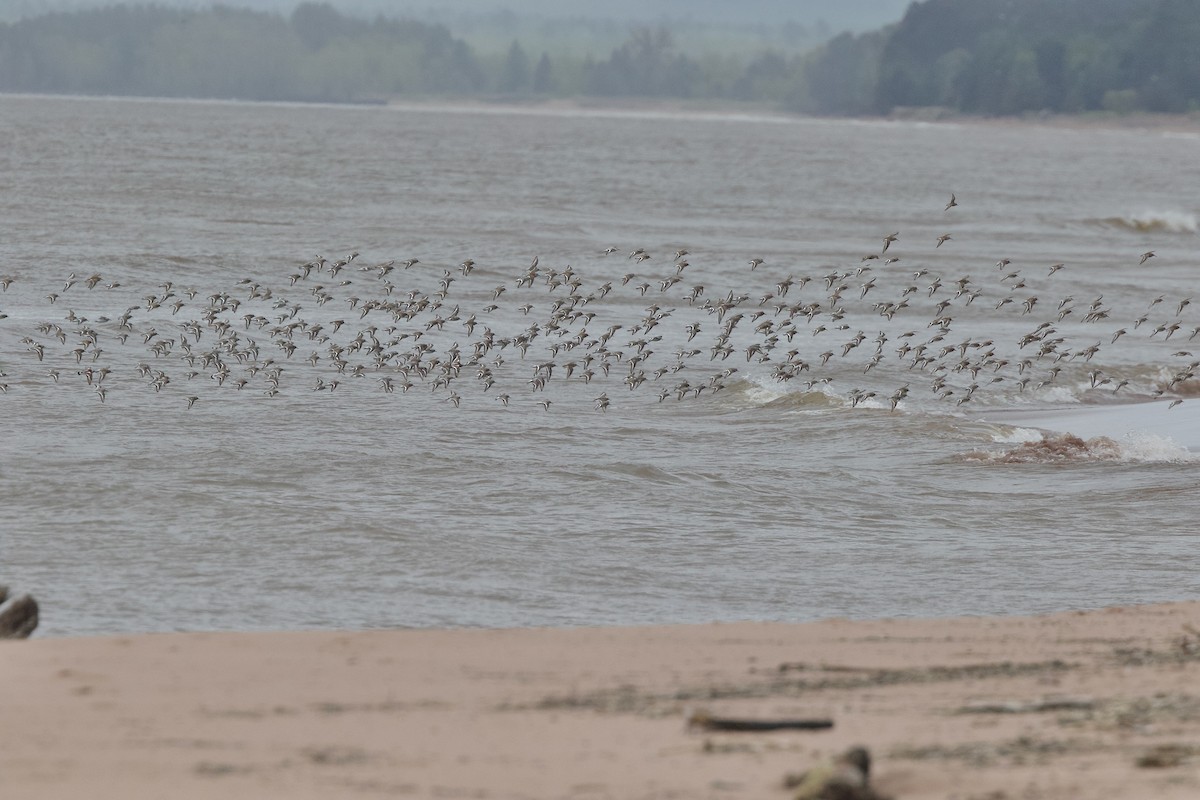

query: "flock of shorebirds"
(0, 196), (1192, 414)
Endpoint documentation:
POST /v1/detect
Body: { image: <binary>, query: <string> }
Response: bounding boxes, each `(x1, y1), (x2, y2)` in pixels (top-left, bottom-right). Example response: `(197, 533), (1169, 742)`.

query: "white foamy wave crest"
(1092, 209), (1198, 234)
(741, 380), (788, 406)
(853, 396), (891, 411)
(1115, 433), (1196, 463)
(991, 426), (1044, 444)
(734, 376), (792, 410)
(1035, 386), (1081, 404)
(732, 376), (844, 411)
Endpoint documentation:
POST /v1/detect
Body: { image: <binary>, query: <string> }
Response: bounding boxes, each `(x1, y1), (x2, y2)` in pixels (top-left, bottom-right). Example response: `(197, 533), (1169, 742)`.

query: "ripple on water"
(3, 96), (1200, 635)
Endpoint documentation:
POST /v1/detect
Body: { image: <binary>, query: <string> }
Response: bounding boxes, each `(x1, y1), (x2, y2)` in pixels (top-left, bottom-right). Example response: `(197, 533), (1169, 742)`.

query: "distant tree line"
(0, 2), (829, 106)
(0, 0), (1198, 115)
(0, 4), (484, 101)
(860, 0), (1200, 115)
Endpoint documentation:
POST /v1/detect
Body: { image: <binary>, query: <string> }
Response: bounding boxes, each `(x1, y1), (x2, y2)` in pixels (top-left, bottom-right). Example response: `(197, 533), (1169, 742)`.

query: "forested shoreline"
(1, 0), (1198, 115)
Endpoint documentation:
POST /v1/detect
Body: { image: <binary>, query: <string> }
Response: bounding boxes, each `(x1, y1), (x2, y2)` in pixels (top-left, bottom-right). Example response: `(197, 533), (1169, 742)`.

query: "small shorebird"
(1140, 250), (1156, 265)
(936, 233), (952, 247)
(945, 193), (957, 210)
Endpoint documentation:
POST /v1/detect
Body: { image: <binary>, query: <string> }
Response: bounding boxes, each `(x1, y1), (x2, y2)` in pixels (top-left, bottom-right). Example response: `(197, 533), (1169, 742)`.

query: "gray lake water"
(1, 94), (1198, 636)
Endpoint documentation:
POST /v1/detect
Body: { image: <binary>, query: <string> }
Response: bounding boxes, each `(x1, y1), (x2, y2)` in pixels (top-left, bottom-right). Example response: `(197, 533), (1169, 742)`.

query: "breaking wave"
(1089, 210), (1198, 234)
(960, 431), (1194, 464)
(729, 378), (842, 409)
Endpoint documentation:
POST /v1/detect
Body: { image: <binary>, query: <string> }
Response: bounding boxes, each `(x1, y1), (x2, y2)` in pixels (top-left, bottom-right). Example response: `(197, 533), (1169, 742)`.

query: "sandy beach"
(2, 603), (1199, 799)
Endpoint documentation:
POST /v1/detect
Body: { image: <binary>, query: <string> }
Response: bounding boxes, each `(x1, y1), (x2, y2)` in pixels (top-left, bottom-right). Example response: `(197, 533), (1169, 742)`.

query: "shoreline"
(3, 602), (1199, 798)
(8, 90), (1200, 134)
(395, 95), (1200, 134)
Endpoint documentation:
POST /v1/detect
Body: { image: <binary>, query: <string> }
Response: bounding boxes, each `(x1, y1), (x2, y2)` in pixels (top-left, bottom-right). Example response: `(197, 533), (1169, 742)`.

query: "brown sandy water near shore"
(2, 603), (1200, 799)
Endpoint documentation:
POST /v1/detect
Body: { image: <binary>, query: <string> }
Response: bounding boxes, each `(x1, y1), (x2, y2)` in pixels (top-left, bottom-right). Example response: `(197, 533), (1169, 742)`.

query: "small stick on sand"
(687, 709), (833, 732)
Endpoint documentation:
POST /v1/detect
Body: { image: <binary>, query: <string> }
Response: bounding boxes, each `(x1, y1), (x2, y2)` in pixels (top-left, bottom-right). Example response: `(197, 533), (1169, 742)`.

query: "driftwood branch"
(688, 709), (833, 732)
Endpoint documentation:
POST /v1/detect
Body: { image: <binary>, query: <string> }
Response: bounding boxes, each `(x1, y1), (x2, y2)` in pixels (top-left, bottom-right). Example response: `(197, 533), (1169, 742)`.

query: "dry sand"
(3, 603), (1200, 799)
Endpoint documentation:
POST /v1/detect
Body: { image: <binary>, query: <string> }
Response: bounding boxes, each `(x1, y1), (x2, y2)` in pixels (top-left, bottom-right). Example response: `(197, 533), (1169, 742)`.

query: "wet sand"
(3, 602), (1199, 799)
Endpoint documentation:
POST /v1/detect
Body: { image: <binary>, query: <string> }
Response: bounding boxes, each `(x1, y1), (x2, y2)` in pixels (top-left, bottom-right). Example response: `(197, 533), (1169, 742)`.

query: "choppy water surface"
(1, 95), (1198, 636)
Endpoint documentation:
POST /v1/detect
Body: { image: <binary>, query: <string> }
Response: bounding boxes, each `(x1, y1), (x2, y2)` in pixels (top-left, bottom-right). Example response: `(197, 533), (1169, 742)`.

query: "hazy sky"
(0, 0), (913, 31)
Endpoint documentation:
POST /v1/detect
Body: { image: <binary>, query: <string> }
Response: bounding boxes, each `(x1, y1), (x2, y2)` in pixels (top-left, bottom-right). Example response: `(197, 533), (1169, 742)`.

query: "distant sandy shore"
(384, 94), (1200, 134)
(949, 110), (1200, 134)
(3, 602), (1200, 799)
